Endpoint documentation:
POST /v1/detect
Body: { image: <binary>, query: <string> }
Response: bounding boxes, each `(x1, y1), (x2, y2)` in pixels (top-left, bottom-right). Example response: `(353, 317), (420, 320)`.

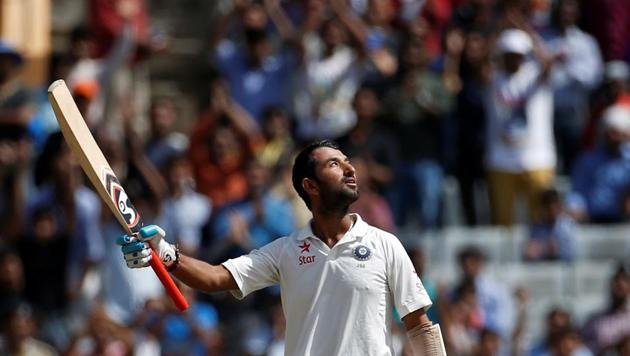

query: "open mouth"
(344, 177), (357, 187)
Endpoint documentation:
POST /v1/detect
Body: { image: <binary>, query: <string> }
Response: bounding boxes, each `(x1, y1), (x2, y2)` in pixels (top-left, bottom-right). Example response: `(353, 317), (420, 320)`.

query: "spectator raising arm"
(330, 0), (397, 76)
(264, 0), (296, 42)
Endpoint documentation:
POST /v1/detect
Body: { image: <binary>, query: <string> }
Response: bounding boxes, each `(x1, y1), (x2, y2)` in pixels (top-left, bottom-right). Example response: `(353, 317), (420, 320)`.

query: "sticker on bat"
(103, 168), (141, 229)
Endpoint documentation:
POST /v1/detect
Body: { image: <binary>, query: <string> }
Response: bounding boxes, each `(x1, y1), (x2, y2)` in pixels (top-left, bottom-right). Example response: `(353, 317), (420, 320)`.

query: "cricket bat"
(48, 80), (189, 311)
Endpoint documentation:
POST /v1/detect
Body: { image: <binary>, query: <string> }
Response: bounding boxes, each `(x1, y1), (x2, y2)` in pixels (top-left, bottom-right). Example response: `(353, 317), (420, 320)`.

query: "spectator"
(338, 86), (398, 194)
(524, 189), (577, 262)
(582, 265), (630, 354)
(549, 329), (592, 356)
(454, 246), (515, 343)
(530, 307), (592, 356)
(571, 105), (630, 223)
(18, 205), (70, 313)
(485, 28), (558, 225)
(440, 280), (482, 355)
(159, 154), (211, 257)
(452, 29), (492, 225)
(66, 9), (139, 131)
(0, 300), (57, 356)
(472, 328), (502, 356)
(292, 15), (361, 140)
(356, 0), (401, 94)
(89, 0), (149, 59)
(257, 105), (295, 175)
(210, 159), (294, 260)
(144, 97), (189, 170)
(418, 0), (462, 59)
(543, 0), (603, 174)
(268, 160), (312, 229)
(451, 0), (499, 34)
(348, 156), (396, 232)
(145, 285), (221, 356)
(189, 78), (262, 209)
(65, 305), (134, 356)
(210, 1), (296, 124)
(383, 35), (456, 228)
(0, 126), (30, 241)
(0, 40), (33, 132)
(583, 60), (630, 149)
(292, 0), (397, 141)
(29, 132), (104, 305)
(0, 249), (24, 306)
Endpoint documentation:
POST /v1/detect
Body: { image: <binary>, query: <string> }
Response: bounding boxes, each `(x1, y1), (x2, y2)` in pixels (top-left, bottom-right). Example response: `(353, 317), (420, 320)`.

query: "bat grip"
(149, 248), (189, 311)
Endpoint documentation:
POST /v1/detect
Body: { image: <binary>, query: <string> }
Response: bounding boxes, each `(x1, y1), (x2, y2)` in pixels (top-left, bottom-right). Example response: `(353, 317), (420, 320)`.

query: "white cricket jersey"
(222, 214), (432, 356)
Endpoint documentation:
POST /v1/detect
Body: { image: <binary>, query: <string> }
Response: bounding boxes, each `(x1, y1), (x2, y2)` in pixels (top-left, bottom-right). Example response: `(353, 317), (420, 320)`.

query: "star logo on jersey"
(299, 241), (311, 253)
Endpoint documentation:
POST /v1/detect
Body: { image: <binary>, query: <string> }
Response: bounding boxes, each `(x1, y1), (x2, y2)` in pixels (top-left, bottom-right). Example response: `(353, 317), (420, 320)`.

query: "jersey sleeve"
(221, 238), (283, 299)
(385, 235), (433, 318)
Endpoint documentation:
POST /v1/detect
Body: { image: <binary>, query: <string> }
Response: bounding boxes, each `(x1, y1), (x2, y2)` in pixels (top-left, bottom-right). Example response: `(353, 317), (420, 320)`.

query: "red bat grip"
(149, 249), (189, 311)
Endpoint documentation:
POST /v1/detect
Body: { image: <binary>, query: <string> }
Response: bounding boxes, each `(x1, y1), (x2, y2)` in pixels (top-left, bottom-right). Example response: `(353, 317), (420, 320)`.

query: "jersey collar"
(295, 213), (368, 241)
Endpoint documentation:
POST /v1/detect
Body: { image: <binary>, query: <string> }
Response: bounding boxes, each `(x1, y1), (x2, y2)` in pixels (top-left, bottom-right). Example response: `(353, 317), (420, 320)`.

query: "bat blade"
(48, 79), (188, 311)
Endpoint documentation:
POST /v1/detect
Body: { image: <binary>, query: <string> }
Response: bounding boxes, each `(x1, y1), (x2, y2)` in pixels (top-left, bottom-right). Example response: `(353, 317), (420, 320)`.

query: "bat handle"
(149, 248), (189, 311)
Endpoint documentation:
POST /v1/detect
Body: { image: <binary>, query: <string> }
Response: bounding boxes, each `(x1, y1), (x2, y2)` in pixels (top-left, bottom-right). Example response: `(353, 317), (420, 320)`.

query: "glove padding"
(116, 225), (176, 269)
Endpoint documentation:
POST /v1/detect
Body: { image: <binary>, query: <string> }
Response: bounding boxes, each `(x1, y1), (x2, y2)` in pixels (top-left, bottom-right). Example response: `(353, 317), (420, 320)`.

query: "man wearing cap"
(571, 104), (630, 223)
(582, 61), (630, 148)
(485, 28), (558, 225)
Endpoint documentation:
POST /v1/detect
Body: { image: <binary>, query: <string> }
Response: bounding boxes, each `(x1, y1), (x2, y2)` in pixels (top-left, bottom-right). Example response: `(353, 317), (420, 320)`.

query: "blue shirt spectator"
(27, 185), (104, 287)
(525, 189), (577, 262)
(528, 215), (576, 261)
(212, 192), (295, 252)
(455, 246), (515, 349)
(161, 301), (219, 356)
(213, 38), (295, 124)
(571, 105), (630, 222)
(210, 157), (295, 261)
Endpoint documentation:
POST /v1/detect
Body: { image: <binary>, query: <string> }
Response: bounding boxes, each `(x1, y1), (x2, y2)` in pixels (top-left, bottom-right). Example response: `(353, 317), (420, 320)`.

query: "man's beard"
(319, 185), (359, 215)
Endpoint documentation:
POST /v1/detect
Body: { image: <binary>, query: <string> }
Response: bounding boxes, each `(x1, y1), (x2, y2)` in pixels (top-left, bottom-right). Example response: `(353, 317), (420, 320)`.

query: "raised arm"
(173, 254), (238, 293)
(264, 0), (296, 42)
(210, 0), (248, 48)
(330, 0), (397, 76)
(330, 0), (368, 44)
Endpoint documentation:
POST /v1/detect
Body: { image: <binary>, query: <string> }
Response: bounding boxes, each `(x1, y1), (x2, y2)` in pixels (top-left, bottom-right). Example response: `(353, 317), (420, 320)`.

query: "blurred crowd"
(1, 0), (630, 355)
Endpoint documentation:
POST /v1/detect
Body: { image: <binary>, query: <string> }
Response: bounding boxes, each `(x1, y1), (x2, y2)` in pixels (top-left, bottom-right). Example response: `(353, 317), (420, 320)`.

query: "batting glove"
(116, 225), (177, 269)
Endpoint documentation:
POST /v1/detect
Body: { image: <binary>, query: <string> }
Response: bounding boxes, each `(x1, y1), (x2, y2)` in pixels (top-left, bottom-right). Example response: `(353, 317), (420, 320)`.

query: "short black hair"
(457, 245), (485, 265)
(540, 188), (561, 206)
(292, 140), (340, 210)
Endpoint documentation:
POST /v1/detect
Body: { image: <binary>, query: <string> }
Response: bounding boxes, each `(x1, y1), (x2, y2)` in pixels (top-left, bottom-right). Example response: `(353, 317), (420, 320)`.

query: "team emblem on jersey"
(353, 245), (371, 261)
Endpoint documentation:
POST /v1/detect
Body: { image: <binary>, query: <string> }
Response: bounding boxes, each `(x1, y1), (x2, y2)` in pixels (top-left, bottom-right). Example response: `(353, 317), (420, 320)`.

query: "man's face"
(559, 0), (579, 28)
(309, 147), (359, 209)
(502, 53), (524, 74)
(611, 273), (630, 300)
(150, 101), (176, 138)
(605, 128), (628, 151)
(0, 254), (23, 291)
(462, 256), (483, 277)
